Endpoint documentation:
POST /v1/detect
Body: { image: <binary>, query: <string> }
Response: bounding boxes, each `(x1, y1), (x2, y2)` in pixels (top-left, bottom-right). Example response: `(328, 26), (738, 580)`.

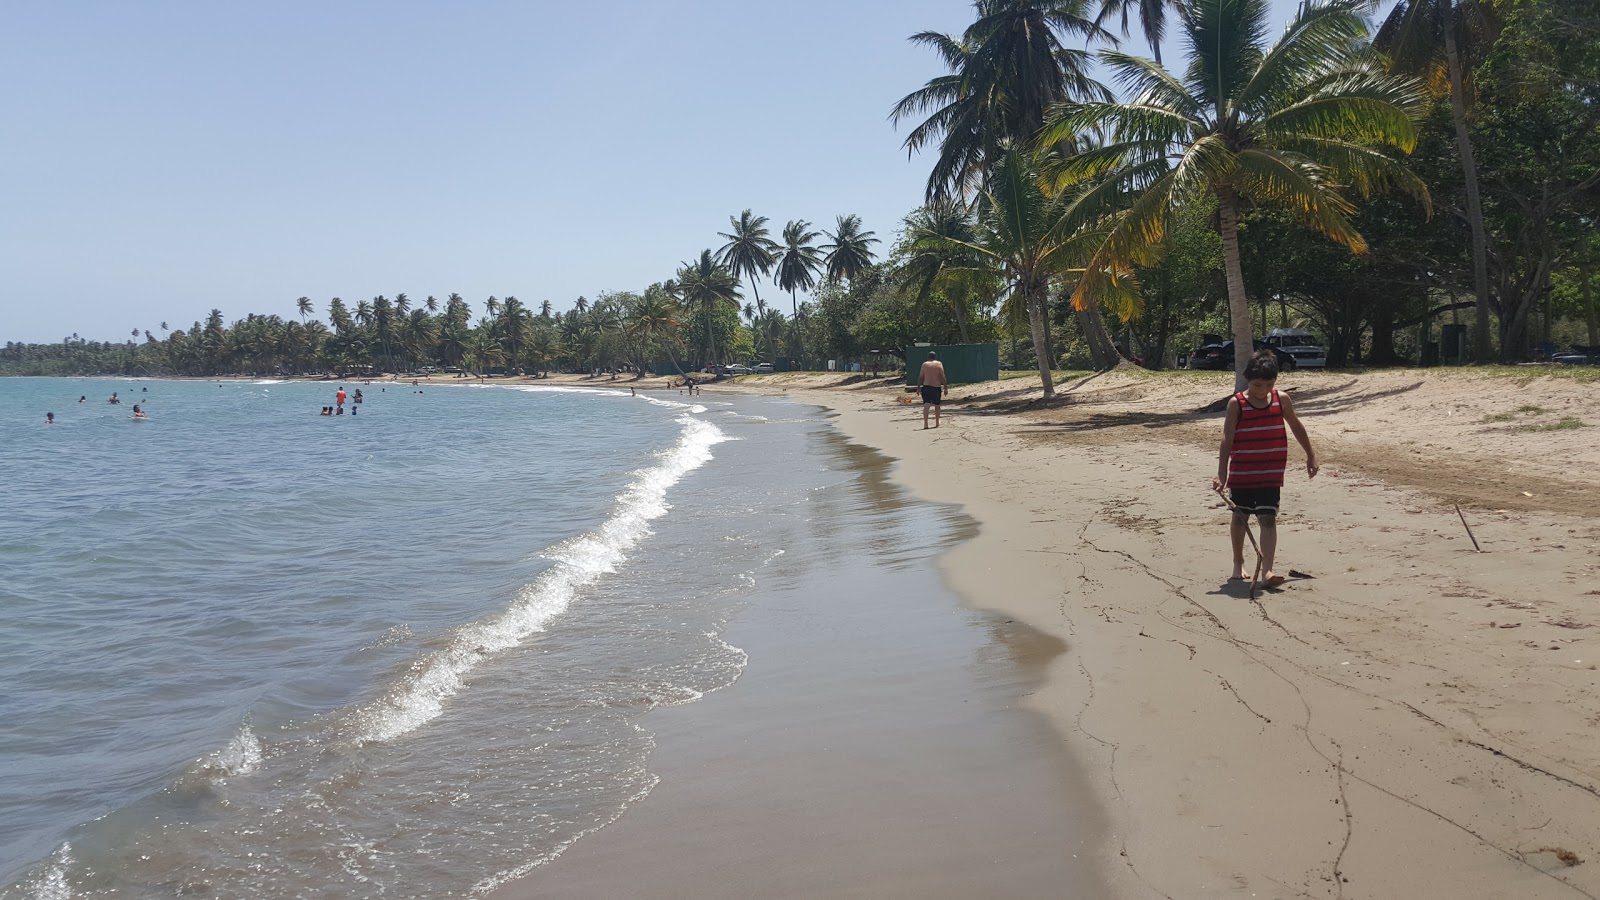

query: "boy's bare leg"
(1258, 515), (1281, 584)
(922, 402), (931, 429)
(1230, 511), (1249, 579)
(934, 403), (941, 428)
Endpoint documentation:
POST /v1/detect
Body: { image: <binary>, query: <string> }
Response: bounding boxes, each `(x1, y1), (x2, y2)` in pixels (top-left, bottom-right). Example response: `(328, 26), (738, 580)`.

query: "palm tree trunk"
(1217, 188), (1255, 392)
(1444, 23), (1492, 362)
(1026, 280), (1057, 399)
(1076, 305), (1117, 370)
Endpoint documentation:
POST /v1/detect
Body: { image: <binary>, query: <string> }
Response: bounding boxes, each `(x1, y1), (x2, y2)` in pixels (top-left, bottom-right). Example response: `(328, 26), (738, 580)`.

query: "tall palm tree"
(891, 0), (1110, 203)
(329, 298), (353, 334)
(717, 210), (780, 318)
(628, 283), (685, 373)
(424, 295), (440, 314)
(296, 297), (314, 322)
(676, 250), (743, 367)
(914, 145), (1109, 398)
(901, 203), (983, 343)
(1375, 0), (1496, 359)
(1044, 0), (1429, 388)
(1095, 0), (1175, 63)
(821, 214), (881, 284)
(773, 220), (824, 317)
(538, 299), (554, 321)
(445, 293), (470, 328)
(484, 296), (501, 319)
(394, 293), (411, 317)
(498, 297), (531, 371)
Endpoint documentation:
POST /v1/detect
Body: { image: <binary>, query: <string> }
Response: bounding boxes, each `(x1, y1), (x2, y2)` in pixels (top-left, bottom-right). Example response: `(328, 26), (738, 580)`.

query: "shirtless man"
(918, 351), (947, 429)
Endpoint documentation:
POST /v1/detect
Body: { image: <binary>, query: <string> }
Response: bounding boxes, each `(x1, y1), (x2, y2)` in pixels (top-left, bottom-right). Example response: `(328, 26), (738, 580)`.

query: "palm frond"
(1235, 0), (1372, 115)
(1232, 148), (1364, 249)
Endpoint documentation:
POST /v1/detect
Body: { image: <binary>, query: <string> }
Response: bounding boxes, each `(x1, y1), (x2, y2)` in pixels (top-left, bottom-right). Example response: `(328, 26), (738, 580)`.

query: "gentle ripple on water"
(0, 379), (858, 898)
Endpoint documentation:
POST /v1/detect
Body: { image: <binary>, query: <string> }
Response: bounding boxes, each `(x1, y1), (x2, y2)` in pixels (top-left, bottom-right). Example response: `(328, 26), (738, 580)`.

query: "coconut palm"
(445, 293), (470, 328)
(901, 203), (984, 343)
(425, 295), (440, 314)
(718, 210), (780, 318)
(296, 297), (314, 322)
(821, 215), (881, 285)
(891, 0), (1111, 203)
(1375, 0), (1496, 358)
(394, 293), (411, 317)
(498, 297), (531, 371)
(676, 250), (743, 367)
(914, 144), (1110, 398)
(329, 298), (353, 334)
(1095, 0), (1176, 63)
(1043, 0), (1429, 388)
(773, 220), (824, 317)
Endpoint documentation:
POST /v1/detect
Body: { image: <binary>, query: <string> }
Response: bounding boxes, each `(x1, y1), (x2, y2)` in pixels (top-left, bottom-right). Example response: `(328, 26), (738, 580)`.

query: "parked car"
(754, 362), (774, 373)
(1263, 328), (1328, 368)
(1185, 340), (1297, 372)
(724, 364), (755, 375)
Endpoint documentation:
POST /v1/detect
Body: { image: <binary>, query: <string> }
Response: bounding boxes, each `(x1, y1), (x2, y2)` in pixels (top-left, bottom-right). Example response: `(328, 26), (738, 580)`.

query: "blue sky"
(2, 0), (1307, 343)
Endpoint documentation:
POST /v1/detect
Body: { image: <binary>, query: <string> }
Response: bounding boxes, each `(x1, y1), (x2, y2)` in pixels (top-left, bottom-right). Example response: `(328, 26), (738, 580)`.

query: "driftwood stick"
(1214, 486), (1264, 599)
(1455, 503), (1483, 552)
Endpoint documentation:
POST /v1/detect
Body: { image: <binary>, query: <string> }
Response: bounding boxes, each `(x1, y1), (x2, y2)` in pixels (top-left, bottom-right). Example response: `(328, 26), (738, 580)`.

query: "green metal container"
(903, 343), (1000, 386)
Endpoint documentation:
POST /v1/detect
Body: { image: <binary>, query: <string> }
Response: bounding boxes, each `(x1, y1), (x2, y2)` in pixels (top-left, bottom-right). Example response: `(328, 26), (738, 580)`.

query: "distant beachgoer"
(320, 407), (332, 416)
(353, 389), (363, 404)
(1213, 351), (1319, 589)
(336, 405), (345, 415)
(79, 395), (86, 403)
(919, 351), (947, 430)
(630, 387), (636, 396)
(109, 392), (121, 405)
(141, 387), (147, 392)
(350, 406), (357, 416)
(46, 412), (55, 424)
(336, 387), (346, 408)
(130, 405), (147, 419)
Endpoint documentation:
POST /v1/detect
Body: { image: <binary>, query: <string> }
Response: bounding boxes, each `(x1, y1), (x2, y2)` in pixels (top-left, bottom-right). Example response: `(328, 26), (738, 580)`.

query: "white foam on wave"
(249, 379), (287, 385)
(16, 843), (73, 900)
(350, 415), (729, 744)
(195, 726), (263, 779)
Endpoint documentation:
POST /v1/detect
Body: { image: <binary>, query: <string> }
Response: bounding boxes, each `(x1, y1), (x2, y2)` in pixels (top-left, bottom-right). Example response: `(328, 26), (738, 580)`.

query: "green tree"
(676, 249), (743, 367)
(1375, 0), (1497, 359)
(1048, 0), (1430, 388)
(821, 215), (881, 285)
(718, 210), (780, 320)
(296, 297), (313, 322)
(774, 220), (824, 318)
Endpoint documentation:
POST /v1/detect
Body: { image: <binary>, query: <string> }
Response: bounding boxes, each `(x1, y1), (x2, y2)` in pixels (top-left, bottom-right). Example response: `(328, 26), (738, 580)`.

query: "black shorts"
(920, 386), (943, 405)
(1230, 487), (1280, 516)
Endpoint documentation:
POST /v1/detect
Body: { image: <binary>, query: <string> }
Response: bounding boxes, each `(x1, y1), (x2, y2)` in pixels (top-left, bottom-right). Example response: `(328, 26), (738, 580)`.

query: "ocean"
(0, 377), (829, 896)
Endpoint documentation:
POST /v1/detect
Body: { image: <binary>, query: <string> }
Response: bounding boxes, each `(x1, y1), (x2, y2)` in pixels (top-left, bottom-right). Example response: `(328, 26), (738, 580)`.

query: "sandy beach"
(704, 368), (1600, 898)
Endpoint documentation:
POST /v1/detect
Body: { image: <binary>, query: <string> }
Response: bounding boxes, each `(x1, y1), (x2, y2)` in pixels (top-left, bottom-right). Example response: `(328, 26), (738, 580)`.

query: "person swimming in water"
(46, 412), (55, 424)
(320, 406), (332, 416)
(108, 392), (121, 404)
(336, 387), (346, 410)
(353, 388), (363, 404)
(130, 404), (147, 419)
(79, 396), (86, 404)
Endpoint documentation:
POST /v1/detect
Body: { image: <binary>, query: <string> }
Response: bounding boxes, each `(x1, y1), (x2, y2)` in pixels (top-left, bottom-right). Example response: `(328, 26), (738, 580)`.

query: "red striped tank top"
(1228, 389), (1288, 488)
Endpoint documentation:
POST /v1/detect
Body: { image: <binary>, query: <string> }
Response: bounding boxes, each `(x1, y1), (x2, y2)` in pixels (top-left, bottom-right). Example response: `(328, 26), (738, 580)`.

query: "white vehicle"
(1264, 328), (1328, 368)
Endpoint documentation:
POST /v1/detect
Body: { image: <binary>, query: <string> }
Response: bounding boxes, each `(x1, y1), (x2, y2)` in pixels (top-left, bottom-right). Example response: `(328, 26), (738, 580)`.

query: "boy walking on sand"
(1212, 351), (1319, 588)
(918, 351), (947, 429)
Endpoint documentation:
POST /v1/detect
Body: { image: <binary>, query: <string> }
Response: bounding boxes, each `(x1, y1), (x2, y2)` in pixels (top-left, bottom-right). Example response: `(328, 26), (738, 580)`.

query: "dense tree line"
(5, 0), (1594, 381)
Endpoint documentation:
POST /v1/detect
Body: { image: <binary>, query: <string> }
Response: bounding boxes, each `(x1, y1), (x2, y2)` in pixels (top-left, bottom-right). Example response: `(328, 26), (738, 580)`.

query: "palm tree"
(296, 297), (314, 322)
(773, 220), (824, 317)
(914, 145), (1110, 398)
(821, 215), (881, 285)
(717, 210), (780, 318)
(1095, 0), (1176, 63)
(484, 296), (501, 319)
(676, 250), (743, 367)
(1375, 0), (1495, 359)
(901, 203), (983, 343)
(329, 298), (352, 334)
(445, 293), (470, 328)
(372, 296), (395, 371)
(1044, 0), (1429, 388)
(538, 299), (554, 321)
(891, 0), (1110, 203)
(424, 295), (439, 314)
(394, 293), (411, 317)
(629, 283), (686, 375)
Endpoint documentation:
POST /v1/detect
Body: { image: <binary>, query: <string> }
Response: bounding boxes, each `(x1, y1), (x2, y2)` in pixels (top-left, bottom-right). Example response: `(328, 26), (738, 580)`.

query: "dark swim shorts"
(1230, 487), (1280, 516)
(920, 385), (943, 405)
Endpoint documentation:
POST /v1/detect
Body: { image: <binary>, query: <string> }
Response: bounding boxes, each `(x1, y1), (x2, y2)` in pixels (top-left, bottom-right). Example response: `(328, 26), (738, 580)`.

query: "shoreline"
(744, 377), (1600, 897)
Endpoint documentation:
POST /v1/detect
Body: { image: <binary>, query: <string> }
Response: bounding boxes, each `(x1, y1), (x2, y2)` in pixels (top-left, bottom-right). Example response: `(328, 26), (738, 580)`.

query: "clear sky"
(2, 0), (1306, 344)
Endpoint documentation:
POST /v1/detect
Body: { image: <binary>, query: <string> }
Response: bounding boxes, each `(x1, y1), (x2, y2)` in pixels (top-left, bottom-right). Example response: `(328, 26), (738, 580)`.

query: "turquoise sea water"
(1, 377), (821, 897)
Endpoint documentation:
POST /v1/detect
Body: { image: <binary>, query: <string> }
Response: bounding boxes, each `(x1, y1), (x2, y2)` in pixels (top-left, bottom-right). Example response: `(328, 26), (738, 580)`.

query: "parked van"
(1264, 328), (1328, 368)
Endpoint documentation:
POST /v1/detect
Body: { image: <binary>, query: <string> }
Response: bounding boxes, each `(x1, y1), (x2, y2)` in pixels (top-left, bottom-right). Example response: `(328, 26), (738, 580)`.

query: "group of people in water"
(319, 386), (363, 416)
(48, 389), (148, 424)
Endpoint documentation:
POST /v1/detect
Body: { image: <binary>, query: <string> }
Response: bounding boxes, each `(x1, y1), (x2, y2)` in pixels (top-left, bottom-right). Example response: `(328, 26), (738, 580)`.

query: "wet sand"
(491, 430), (1105, 899)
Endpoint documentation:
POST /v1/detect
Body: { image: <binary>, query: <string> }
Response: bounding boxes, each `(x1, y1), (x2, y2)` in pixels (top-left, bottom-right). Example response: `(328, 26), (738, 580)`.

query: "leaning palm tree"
(914, 144), (1110, 398)
(676, 250), (743, 367)
(891, 0), (1110, 203)
(628, 283), (685, 374)
(296, 297), (314, 322)
(1044, 0), (1429, 388)
(717, 210), (780, 318)
(901, 203), (983, 343)
(1375, 0), (1496, 359)
(820, 215), (881, 285)
(773, 220), (824, 317)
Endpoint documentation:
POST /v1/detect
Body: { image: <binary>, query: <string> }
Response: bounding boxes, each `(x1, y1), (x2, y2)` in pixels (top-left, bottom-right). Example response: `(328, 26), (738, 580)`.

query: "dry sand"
(730, 367), (1600, 898)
